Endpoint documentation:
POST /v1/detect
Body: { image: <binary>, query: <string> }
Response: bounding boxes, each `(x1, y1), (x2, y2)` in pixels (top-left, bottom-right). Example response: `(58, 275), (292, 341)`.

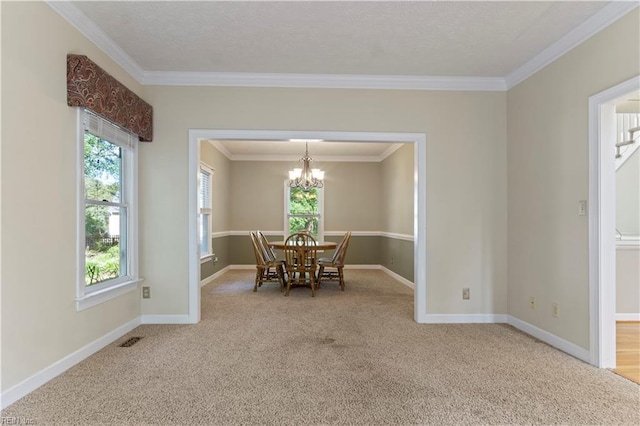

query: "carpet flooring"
(2, 269), (639, 425)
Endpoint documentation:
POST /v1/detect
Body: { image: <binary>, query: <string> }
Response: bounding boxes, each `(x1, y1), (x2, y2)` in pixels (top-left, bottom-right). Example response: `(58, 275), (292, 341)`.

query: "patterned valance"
(67, 54), (153, 142)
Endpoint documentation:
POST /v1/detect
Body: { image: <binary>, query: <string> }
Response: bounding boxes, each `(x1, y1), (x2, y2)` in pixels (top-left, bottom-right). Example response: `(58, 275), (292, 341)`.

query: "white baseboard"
(379, 266), (415, 290)
(1, 317), (141, 409)
(140, 315), (191, 324)
(507, 315), (591, 363)
(200, 265), (231, 287)
(424, 314), (507, 323)
(616, 313), (640, 321)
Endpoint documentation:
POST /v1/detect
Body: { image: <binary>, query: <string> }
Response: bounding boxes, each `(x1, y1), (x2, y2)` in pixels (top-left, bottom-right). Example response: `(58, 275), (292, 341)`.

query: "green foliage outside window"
(84, 133), (122, 285)
(288, 187), (320, 238)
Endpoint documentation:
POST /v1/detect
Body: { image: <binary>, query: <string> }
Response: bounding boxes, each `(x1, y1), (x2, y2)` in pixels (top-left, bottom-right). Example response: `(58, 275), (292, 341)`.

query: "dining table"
(268, 240), (337, 251)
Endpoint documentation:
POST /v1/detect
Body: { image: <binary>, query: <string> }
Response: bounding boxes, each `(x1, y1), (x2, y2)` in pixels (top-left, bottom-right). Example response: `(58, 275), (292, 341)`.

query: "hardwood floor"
(615, 321), (640, 384)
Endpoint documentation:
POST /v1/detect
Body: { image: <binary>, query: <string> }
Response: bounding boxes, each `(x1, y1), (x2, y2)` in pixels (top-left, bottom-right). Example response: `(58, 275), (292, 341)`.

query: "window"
(285, 184), (324, 241)
(198, 163), (213, 259)
(78, 109), (139, 309)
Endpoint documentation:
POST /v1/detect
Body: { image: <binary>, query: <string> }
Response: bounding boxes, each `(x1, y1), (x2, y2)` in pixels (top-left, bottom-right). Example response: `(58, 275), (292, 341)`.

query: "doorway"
(187, 129), (427, 324)
(588, 75), (640, 368)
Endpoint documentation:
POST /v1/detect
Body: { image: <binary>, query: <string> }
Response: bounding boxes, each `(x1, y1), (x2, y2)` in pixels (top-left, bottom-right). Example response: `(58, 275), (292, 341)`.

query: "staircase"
(615, 113), (640, 170)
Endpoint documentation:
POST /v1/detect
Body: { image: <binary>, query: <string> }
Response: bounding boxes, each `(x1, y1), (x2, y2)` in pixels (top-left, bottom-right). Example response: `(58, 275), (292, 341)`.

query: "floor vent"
(119, 337), (142, 347)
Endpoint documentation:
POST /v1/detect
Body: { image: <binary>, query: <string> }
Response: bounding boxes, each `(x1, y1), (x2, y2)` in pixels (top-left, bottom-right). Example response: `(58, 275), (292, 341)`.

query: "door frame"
(187, 129), (427, 324)
(588, 75), (640, 367)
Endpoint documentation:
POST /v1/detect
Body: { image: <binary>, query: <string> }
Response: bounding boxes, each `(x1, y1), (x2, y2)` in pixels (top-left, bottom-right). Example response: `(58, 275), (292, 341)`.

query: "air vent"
(119, 337), (142, 347)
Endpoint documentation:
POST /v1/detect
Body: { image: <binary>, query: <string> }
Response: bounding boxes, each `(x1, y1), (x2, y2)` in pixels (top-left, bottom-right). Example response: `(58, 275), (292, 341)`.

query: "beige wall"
(381, 144), (414, 235)
(3, 0), (510, 397)
(507, 10), (640, 349)
(229, 161), (382, 232)
(141, 85), (507, 317)
(1, 2), (143, 391)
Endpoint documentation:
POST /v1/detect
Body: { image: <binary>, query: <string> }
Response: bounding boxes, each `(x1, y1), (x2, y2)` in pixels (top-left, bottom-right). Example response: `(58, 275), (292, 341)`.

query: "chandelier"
(288, 142), (324, 191)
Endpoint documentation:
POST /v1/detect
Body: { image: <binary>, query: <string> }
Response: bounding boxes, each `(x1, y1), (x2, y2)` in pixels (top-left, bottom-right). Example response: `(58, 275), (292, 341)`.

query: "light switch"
(578, 200), (587, 216)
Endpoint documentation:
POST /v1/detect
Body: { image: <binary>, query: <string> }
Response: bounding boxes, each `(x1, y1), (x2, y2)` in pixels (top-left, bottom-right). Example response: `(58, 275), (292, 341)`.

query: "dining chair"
(282, 232), (318, 297)
(317, 231), (351, 291)
(257, 230), (278, 262)
(250, 232), (284, 292)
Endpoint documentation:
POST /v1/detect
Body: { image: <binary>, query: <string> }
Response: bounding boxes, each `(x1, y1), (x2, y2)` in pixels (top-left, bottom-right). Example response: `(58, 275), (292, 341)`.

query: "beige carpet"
(2, 269), (639, 425)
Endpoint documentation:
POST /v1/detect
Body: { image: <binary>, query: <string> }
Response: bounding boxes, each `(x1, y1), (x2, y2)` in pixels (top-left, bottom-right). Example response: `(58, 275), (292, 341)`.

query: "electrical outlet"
(462, 288), (470, 300)
(552, 302), (559, 318)
(390, 257), (394, 265)
(530, 296), (536, 310)
(142, 286), (150, 299)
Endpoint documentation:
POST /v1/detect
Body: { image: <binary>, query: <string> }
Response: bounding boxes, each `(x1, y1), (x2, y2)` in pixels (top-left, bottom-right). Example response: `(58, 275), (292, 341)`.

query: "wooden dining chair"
(317, 231), (351, 291)
(250, 232), (284, 292)
(282, 232), (318, 297)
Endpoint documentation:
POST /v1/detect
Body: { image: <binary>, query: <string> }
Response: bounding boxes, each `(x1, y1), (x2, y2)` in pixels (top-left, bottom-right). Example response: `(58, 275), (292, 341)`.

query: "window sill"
(200, 254), (215, 264)
(76, 278), (143, 311)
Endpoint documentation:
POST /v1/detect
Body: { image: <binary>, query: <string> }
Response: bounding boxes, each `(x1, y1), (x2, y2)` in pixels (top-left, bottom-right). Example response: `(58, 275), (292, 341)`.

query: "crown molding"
(505, 2), (639, 90)
(49, 0), (636, 92)
(47, 0), (145, 82)
(143, 71), (507, 91)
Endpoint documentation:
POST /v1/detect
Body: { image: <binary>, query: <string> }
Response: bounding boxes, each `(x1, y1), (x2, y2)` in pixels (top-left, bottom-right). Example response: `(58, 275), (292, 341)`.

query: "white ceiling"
(53, 1), (637, 158)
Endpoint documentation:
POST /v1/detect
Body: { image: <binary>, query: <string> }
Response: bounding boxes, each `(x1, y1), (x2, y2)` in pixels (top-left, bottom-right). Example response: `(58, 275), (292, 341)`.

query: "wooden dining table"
(268, 240), (337, 251)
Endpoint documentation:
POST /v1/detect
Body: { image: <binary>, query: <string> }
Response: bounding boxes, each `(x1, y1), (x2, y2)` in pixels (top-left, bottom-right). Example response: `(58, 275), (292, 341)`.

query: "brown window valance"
(67, 54), (153, 142)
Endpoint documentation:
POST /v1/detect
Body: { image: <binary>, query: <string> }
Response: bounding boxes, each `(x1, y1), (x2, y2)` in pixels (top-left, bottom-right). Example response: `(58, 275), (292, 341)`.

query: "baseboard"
(424, 314), (507, 323)
(616, 313), (640, 321)
(229, 264), (255, 270)
(1, 317), (141, 409)
(200, 265), (231, 287)
(140, 315), (191, 324)
(507, 315), (591, 363)
(379, 266), (415, 290)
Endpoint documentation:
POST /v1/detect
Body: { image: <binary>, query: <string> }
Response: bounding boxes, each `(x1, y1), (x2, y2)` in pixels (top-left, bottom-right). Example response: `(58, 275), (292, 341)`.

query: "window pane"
(200, 213), (210, 255)
(85, 132), (122, 202)
(289, 216), (319, 239)
(289, 187), (318, 214)
(199, 169), (212, 209)
(85, 205), (126, 286)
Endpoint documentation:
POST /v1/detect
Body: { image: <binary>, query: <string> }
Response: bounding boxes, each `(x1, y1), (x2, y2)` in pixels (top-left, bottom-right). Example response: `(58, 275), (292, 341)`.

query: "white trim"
(229, 264), (256, 270)
(380, 266), (415, 290)
(189, 130), (427, 326)
(144, 71), (506, 92)
(46, 1), (145, 82)
(208, 140), (233, 160)
(201, 265), (231, 287)
(188, 131), (201, 324)
(140, 315), (191, 324)
(76, 279), (142, 311)
(380, 232), (414, 242)
(425, 314), (507, 324)
(224, 230), (414, 240)
(200, 272), (216, 288)
(507, 316), (591, 363)
(505, 2), (639, 89)
(211, 231), (232, 238)
(588, 76), (640, 368)
(77, 108), (141, 309)
(617, 241), (640, 250)
(47, 0), (636, 92)
(616, 313), (640, 321)
(0, 317), (141, 409)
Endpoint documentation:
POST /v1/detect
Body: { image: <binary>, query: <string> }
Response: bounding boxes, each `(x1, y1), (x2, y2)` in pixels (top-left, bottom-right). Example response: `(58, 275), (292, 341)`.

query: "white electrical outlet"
(552, 302), (560, 318)
(578, 200), (587, 216)
(530, 296), (536, 310)
(462, 288), (470, 300)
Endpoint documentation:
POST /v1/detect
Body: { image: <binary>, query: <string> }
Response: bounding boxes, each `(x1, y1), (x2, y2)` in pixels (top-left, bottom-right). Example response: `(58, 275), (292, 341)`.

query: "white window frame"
(77, 109), (141, 310)
(199, 163), (214, 262)
(284, 181), (324, 241)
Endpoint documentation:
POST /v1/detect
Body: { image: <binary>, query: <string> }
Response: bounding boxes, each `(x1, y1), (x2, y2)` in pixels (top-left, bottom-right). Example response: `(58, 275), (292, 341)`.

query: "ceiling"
(53, 1), (636, 159)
